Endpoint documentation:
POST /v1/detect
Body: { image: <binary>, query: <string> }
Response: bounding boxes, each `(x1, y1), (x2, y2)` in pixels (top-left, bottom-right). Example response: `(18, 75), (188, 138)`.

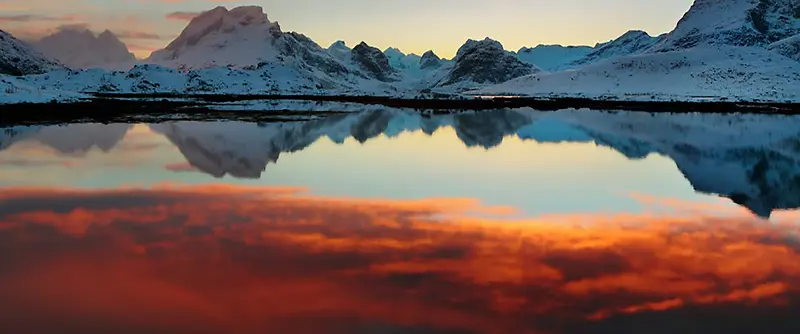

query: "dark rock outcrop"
(351, 42), (395, 81)
(419, 50), (442, 69)
(441, 38), (536, 86)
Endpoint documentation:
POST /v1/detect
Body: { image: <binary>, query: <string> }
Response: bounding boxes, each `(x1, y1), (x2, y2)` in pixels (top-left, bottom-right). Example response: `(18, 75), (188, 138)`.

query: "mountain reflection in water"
(1, 108), (800, 333)
(3, 108), (800, 217)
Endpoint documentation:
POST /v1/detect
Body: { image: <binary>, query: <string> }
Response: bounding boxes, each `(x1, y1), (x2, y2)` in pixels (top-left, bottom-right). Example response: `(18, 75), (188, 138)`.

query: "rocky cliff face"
(351, 42), (396, 81)
(440, 38), (536, 87)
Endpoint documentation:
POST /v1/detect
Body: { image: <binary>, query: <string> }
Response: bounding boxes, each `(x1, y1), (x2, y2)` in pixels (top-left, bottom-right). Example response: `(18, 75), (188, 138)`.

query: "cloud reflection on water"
(1, 184), (799, 333)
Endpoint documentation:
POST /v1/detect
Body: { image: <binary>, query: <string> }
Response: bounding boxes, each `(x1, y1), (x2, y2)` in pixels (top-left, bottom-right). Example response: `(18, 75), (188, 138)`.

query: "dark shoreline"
(2, 94), (799, 125)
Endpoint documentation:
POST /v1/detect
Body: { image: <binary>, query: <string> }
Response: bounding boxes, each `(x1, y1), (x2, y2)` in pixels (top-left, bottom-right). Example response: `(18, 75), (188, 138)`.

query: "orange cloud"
(0, 14), (80, 22)
(165, 11), (201, 21)
(0, 185), (798, 333)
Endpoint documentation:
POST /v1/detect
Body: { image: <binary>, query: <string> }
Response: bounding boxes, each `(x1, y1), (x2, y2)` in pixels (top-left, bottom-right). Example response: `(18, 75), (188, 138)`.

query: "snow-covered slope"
(769, 33), (800, 61)
(650, 0), (800, 52)
(516, 45), (594, 70)
(0, 30), (61, 76)
(436, 38), (537, 90)
(572, 30), (662, 66)
(478, 46), (800, 102)
(327, 40), (351, 62)
(33, 28), (136, 70)
(419, 50), (443, 69)
(147, 6), (284, 68)
(384, 47), (421, 71)
(144, 6), (401, 94)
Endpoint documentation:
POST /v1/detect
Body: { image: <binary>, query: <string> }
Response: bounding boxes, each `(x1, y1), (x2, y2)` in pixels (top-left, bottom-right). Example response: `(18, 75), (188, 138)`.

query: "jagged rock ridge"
(573, 30), (661, 66)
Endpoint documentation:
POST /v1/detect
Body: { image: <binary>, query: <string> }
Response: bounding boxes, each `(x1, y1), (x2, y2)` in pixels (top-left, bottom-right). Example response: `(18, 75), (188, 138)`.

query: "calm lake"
(2, 107), (800, 333)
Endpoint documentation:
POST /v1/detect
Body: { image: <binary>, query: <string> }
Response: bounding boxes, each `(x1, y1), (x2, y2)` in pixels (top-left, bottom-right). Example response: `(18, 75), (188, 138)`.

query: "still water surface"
(1, 108), (800, 333)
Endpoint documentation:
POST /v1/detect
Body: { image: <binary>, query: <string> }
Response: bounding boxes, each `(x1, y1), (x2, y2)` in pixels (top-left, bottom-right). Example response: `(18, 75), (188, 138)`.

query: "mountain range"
(1, 0), (799, 103)
(31, 28), (136, 70)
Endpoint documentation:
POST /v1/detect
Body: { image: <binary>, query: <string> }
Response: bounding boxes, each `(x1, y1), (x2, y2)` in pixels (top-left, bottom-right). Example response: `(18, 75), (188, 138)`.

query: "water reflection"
(2, 108), (800, 333)
(0, 185), (799, 333)
(3, 109), (800, 217)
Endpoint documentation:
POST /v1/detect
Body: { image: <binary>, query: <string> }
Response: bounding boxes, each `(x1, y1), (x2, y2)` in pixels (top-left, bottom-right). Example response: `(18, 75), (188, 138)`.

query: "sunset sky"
(0, 0), (694, 58)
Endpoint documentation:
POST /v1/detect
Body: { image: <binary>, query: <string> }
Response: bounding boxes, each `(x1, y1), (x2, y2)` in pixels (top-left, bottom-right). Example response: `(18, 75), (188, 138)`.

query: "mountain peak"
(32, 28), (134, 69)
(651, 0), (800, 52)
(162, 5), (274, 52)
(420, 50), (442, 69)
(329, 40), (349, 49)
(148, 5), (283, 67)
(352, 41), (395, 81)
(571, 29), (661, 66)
(442, 38), (536, 86)
(456, 38), (504, 58)
(620, 30), (651, 38)
(384, 47), (405, 56)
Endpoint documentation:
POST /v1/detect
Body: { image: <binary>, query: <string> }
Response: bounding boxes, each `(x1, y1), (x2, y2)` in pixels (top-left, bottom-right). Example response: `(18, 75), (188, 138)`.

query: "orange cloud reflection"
(0, 185), (799, 333)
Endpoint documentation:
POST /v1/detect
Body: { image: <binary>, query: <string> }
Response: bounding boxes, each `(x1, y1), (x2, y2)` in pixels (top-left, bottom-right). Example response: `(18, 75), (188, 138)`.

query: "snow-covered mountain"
(146, 6), (352, 79)
(2, 1), (800, 103)
(147, 6), (284, 68)
(478, 46), (800, 102)
(515, 45), (594, 71)
(650, 0), (800, 52)
(33, 28), (136, 70)
(327, 40), (351, 62)
(384, 47), (422, 71)
(572, 30), (662, 66)
(0, 30), (61, 76)
(437, 38), (537, 89)
(419, 50), (443, 69)
(476, 0), (800, 102)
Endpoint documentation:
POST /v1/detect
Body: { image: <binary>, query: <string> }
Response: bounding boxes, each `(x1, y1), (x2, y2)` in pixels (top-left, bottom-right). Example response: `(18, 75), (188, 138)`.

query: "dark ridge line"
(0, 99), (349, 125)
(88, 93), (800, 113)
(1, 94), (798, 126)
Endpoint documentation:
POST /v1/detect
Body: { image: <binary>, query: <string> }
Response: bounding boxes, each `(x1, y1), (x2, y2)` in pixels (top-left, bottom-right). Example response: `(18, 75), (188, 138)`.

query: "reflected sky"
(1, 184), (799, 333)
(1, 108), (800, 333)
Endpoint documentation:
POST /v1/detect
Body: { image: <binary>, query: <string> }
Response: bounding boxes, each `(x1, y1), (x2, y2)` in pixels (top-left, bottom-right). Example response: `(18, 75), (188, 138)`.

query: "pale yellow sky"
(0, 0), (696, 58)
